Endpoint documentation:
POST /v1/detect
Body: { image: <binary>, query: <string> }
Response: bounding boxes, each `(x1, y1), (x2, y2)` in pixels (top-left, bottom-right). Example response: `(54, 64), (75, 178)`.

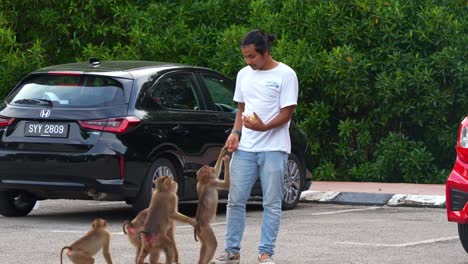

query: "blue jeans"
(224, 150), (287, 256)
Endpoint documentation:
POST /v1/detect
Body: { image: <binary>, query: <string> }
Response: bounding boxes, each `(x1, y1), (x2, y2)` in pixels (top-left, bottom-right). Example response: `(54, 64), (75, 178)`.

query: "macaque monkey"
(60, 218), (113, 264)
(123, 208), (180, 264)
(136, 176), (197, 264)
(194, 146), (230, 264)
(123, 209), (149, 263)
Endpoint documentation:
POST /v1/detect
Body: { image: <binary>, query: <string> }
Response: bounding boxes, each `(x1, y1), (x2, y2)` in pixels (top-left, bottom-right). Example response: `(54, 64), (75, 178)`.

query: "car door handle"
(172, 125), (189, 136)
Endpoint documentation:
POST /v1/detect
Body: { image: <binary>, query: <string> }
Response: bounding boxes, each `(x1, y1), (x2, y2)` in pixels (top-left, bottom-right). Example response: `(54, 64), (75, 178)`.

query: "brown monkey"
(136, 175), (197, 264)
(123, 208), (180, 264)
(60, 218), (113, 264)
(123, 209), (149, 263)
(194, 146), (230, 264)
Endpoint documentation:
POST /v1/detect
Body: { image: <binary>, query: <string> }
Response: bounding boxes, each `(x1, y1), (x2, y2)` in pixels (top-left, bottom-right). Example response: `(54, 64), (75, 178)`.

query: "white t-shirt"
(234, 62), (299, 154)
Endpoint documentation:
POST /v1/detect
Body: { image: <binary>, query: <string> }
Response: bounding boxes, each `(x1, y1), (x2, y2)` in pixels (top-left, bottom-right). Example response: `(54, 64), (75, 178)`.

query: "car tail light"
(0, 116), (15, 127)
(456, 117), (468, 163)
(78, 116), (141, 133)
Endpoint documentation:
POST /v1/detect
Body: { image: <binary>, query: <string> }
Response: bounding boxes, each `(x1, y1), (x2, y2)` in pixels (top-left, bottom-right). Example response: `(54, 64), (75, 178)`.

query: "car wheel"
(282, 153), (304, 210)
(132, 158), (177, 213)
(0, 190), (37, 217)
(458, 223), (468, 253)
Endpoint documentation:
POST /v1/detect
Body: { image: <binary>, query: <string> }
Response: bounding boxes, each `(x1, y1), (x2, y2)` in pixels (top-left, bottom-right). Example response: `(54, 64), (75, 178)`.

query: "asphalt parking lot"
(0, 199), (464, 264)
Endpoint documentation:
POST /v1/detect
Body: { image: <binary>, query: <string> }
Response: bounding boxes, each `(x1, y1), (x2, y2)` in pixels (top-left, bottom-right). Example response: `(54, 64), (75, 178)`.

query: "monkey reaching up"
(136, 176), (197, 264)
(194, 146), (230, 264)
(60, 218), (113, 264)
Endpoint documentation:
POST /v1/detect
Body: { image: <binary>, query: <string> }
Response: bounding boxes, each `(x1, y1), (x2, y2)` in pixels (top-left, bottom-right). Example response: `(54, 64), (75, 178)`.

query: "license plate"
(24, 122), (69, 138)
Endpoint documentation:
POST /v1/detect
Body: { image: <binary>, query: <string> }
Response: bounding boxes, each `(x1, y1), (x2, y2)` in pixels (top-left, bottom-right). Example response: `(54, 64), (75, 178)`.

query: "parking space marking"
(86, 202), (127, 206)
(51, 222), (221, 236)
(336, 236), (459, 247)
(52, 230), (125, 235)
(296, 206), (380, 216)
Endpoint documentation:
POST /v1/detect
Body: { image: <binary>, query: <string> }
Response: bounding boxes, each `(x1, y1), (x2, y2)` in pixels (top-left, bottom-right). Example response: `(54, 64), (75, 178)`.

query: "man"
(211, 30), (299, 264)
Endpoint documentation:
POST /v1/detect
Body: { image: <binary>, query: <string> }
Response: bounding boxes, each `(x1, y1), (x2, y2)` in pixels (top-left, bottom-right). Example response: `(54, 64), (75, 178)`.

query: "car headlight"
(457, 118), (468, 163)
(461, 126), (468, 148)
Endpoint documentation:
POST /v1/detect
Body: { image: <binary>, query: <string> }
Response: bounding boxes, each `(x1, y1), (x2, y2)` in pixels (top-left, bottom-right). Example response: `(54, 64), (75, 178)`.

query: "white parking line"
(297, 207), (380, 216)
(51, 223), (226, 236)
(86, 202), (127, 206)
(52, 230), (125, 235)
(336, 236), (459, 247)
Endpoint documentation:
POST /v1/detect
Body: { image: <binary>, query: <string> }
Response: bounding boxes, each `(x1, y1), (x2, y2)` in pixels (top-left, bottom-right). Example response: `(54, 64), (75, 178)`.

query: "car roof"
(31, 60), (211, 79)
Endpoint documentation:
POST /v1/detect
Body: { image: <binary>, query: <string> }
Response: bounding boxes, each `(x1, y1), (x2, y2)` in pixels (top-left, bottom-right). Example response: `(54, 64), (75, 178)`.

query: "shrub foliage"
(0, 0), (466, 183)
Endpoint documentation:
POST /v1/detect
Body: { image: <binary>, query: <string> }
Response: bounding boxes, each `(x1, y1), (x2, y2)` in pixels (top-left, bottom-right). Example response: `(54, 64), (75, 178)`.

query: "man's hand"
(225, 132), (239, 152)
(242, 112), (268, 131)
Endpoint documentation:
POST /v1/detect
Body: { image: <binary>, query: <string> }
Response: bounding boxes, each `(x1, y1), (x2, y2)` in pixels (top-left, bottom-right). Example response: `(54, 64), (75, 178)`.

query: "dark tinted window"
(6, 74), (125, 108)
(201, 74), (236, 112)
(150, 74), (201, 111)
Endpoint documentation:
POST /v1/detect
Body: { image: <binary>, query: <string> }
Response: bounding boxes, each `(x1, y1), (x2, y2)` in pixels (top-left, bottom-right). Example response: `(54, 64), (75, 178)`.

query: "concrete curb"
(300, 190), (446, 208)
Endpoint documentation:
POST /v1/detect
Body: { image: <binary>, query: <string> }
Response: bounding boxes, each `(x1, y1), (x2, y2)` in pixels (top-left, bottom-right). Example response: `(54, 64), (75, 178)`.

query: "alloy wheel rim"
(283, 159), (300, 204)
(152, 165), (174, 190)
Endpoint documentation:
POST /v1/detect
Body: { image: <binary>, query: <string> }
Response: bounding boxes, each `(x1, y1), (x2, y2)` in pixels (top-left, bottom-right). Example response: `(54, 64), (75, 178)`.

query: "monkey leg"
(198, 225), (218, 264)
(137, 246), (150, 264)
(134, 247), (141, 264)
(163, 243), (174, 264)
(67, 251), (95, 264)
(168, 223), (180, 264)
(148, 247), (162, 264)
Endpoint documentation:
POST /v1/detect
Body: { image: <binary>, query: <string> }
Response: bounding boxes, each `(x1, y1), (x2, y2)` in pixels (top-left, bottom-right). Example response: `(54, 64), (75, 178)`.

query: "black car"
(0, 60), (311, 217)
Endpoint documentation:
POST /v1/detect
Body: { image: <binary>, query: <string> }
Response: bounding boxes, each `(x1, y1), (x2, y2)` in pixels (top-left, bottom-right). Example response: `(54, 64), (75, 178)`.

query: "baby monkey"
(194, 146), (230, 264)
(60, 218), (113, 264)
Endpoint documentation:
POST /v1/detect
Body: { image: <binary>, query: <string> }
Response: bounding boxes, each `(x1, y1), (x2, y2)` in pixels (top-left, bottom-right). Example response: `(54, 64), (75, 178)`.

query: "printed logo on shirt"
(266, 81), (280, 89)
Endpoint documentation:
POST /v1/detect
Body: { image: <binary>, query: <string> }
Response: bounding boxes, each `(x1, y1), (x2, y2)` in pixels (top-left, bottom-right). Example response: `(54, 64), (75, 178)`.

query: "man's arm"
(233, 102), (245, 131)
(225, 102), (244, 152)
(244, 105), (296, 132)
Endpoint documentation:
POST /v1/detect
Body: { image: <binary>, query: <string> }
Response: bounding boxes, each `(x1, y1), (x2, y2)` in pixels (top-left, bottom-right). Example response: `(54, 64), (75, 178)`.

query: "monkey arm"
(102, 233), (113, 264)
(213, 146), (228, 179)
(171, 212), (197, 227)
(215, 155), (230, 190)
(214, 179), (229, 190)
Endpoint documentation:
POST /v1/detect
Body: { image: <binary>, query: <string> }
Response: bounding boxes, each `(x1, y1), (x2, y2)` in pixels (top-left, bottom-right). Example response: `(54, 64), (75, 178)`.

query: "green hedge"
(1, 0), (466, 183)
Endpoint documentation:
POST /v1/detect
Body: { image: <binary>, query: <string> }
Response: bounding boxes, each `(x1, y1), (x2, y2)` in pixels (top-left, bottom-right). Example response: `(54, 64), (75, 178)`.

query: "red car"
(446, 116), (468, 253)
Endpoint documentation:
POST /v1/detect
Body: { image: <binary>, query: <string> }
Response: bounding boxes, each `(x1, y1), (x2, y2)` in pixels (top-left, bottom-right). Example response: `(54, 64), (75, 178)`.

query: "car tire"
(282, 153), (304, 210)
(0, 190), (37, 217)
(132, 158), (177, 213)
(458, 223), (468, 253)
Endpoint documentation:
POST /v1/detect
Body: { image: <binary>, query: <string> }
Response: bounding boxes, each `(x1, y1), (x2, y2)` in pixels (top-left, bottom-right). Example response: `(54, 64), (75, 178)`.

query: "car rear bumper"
(0, 152), (139, 200)
(0, 178), (139, 200)
(446, 158), (468, 223)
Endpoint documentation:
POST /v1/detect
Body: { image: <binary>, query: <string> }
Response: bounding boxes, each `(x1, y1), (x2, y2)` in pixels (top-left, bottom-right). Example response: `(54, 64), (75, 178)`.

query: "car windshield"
(6, 74), (125, 108)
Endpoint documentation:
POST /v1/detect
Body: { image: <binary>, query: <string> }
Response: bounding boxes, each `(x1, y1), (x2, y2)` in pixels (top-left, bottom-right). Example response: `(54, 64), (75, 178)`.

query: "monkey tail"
(122, 220), (130, 234)
(139, 230), (150, 240)
(193, 225), (200, 242)
(60, 246), (71, 264)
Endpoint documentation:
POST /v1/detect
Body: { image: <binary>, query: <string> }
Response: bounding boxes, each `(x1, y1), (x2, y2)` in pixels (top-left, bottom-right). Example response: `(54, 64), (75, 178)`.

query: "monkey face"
(92, 218), (107, 229)
(155, 176), (178, 192)
(196, 165), (215, 184)
(167, 178), (178, 192)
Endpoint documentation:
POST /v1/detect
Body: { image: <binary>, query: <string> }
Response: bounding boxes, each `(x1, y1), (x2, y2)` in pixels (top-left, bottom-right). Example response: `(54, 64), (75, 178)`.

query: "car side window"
(151, 73), (201, 111)
(201, 74), (236, 113)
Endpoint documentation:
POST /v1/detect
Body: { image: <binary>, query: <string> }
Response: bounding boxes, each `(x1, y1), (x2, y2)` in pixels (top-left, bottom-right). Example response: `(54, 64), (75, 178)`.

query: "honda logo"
(40, 109), (51, 118)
